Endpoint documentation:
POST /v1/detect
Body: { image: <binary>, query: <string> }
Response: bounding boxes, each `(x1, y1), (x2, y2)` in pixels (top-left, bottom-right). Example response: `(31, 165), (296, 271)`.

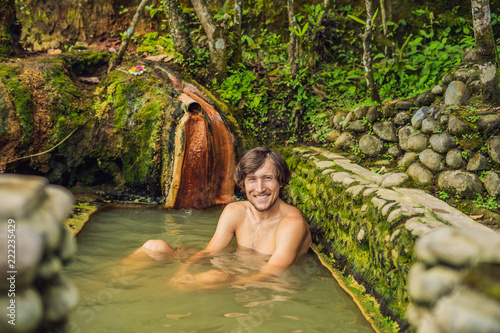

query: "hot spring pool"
(64, 207), (375, 333)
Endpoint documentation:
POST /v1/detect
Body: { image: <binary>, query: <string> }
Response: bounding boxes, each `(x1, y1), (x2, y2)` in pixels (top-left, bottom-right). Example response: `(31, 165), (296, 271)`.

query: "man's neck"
(249, 198), (283, 222)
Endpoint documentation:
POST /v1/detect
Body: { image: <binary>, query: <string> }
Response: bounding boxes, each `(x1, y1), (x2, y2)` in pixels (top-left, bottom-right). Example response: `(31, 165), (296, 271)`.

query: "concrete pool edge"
(65, 187), (163, 235)
(311, 245), (399, 333)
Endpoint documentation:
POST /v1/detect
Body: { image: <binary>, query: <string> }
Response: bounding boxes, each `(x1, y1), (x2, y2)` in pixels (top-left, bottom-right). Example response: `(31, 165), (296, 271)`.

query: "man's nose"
(256, 179), (264, 192)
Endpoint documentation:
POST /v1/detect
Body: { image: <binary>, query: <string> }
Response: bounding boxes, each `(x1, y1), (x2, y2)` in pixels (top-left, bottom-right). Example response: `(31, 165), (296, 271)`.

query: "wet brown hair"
(234, 147), (291, 197)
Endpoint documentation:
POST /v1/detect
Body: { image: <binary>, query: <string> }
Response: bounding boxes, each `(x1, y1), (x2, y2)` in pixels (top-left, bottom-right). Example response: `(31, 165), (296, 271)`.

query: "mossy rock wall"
(279, 145), (492, 328)
(1, 53), (245, 198)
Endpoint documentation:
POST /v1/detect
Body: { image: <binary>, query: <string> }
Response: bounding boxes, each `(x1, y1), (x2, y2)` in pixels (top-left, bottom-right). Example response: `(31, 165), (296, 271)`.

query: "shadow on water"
(65, 207), (375, 333)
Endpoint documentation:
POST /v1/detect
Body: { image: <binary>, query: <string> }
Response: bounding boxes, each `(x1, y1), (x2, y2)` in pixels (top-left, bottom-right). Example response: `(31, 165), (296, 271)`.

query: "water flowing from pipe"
(161, 68), (235, 209)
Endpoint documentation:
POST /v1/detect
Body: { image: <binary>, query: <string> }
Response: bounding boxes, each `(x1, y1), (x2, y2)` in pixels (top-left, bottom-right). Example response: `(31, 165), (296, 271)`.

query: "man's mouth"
(255, 195), (269, 200)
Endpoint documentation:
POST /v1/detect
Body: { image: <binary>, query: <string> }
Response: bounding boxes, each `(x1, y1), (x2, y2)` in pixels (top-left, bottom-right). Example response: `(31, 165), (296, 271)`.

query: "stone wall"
(407, 227), (500, 333)
(0, 174), (77, 333)
(323, 50), (500, 206)
(279, 145), (493, 330)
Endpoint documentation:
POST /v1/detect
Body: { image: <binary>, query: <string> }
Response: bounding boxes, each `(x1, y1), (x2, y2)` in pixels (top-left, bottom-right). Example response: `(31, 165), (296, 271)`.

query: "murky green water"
(65, 207), (375, 333)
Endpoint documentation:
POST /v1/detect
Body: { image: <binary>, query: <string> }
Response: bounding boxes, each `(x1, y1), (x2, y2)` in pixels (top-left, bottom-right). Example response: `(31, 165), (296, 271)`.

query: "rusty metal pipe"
(178, 93), (201, 113)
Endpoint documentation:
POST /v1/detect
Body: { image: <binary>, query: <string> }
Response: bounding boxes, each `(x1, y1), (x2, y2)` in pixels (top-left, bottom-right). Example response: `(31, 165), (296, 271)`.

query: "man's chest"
(235, 220), (279, 255)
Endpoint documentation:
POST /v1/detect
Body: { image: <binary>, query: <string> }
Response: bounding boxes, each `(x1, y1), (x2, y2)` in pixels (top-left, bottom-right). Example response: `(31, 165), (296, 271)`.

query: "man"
(125, 147), (312, 288)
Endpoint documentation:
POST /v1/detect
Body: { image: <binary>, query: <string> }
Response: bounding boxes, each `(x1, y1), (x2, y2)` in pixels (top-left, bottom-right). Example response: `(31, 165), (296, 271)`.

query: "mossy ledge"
(278, 144), (492, 331)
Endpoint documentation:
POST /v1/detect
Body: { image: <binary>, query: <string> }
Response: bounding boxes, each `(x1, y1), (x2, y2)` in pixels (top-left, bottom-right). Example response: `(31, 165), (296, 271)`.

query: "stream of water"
(65, 207), (375, 333)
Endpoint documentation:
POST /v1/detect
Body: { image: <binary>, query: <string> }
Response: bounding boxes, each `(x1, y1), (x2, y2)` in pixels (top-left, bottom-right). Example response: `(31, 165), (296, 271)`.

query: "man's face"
(244, 158), (281, 212)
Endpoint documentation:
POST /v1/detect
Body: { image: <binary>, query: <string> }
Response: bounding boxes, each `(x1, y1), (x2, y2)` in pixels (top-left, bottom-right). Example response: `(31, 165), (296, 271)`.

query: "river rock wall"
(407, 227), (500, 333)
(279, 145), (494, 330)
(0, 174), (77, 333)
(322, 49), (500, 210)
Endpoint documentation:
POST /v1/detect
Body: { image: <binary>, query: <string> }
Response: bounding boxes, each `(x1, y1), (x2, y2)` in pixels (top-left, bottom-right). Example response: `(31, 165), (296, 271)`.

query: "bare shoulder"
(279, 201), (307, 224)
(222, 201), (247, 214)
(219, 201), (247, 224)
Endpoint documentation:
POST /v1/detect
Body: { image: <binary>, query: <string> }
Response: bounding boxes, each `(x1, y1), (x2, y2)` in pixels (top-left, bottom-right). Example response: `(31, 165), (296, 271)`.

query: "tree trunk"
(190, 0), (227, 80)
(379, 0), (390, 56)
(163, 0), (193, 59)
(361, 0), (381, 103)
(233, 0), (242, 65)
(108, 0), (149, 73)
(471, 0), (500, 103)
(287, 0), (299, 75)
(0, 0), (22, 56)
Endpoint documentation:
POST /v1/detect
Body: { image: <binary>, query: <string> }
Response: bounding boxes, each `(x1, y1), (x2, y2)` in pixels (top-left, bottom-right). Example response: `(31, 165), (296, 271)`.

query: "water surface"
(65, 207), (375, 333)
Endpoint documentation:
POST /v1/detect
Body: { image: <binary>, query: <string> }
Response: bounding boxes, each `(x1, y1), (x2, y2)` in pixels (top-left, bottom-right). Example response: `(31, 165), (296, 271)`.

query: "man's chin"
(250, 198), (277, 212)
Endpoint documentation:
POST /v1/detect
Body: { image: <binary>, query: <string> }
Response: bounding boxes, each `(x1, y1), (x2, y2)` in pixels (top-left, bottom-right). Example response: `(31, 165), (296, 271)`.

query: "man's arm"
(230, 215), (310, 285)
(173, 203), (241, 280)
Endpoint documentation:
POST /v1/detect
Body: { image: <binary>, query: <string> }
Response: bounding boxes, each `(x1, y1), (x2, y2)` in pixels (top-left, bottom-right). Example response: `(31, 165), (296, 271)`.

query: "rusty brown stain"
(163, 68), (235, 209)
(174, 110), (212, 210)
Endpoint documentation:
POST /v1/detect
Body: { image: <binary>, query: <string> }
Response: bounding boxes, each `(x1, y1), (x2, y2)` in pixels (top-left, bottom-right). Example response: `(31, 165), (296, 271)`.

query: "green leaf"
(221, 0), (230, 13)
(376, 39), (393, 47)
(267, 67), (280, 76)
(371, 8), (379, 25)
(348, 15), (367, 25)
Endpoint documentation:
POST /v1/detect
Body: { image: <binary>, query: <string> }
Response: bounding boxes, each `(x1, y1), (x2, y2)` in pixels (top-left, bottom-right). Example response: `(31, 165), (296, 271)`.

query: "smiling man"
(124, 147), (312, 288)
(171, 147), (312, 288)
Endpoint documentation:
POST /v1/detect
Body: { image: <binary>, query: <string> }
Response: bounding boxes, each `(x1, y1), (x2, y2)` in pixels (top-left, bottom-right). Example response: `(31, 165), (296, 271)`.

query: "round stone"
(411, 107), (431, 129)
(382, 104), (396, 118)
(0, 225), (44, 289)
(447, 115), (471, 135)
(407, 133), (429, 152)
(484, 171), (500, 197)
(446, 149), (466, 169)
(42, 275), (80, 323)
(373, 121), (397, 142)
(387, 145), (403, 158)
(396, 100), (415, 110)
(430, 133), (456, 154)
(421, 118), (443, 134)
(488, 136), (500, 164)
(348, 120), (368, 132)
(365, 105), (381, 123)
(419, 149), (446, 173)
(38, 256), (63, 280)
(437, 170), (483, 198)
(333, 112), (348, 129)
(359, 134), (384, 157)
(408, 263), (461, 304)
(442, 73), (453, 85)
(342, 112), (354, 130)
(415, 91), (435, 107)
(477, 114), (500, 134)
(326, 129), (341, 143)
(407, 163), (433, 185)
(434, 290), (500, 333)
(466, 153), (491, 171)
(398, 152), (419, 169)
(431, 84), (445, 95)
(393, 111), (411, 126)
(399, 125), (416, 150)
(354, 106), (369, 119)
(453, 69), (474, 83)
(444, 81), (471, 105)
(335, 132), (356, 150)
(0, 288), (43, 332)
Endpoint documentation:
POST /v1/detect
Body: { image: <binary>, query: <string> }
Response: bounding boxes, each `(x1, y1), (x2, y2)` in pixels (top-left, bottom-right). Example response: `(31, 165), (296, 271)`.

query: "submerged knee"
(142, 239), (175, 255)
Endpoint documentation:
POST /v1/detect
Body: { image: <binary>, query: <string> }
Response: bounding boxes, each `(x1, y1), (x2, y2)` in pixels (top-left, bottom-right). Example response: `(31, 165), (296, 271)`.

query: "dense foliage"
(132, 2), (499, 145)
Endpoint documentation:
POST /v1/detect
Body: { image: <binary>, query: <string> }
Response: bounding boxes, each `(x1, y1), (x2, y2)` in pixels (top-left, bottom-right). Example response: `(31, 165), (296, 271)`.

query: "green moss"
(0, 64), (34, 143)
(62, 51), (110, 76)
